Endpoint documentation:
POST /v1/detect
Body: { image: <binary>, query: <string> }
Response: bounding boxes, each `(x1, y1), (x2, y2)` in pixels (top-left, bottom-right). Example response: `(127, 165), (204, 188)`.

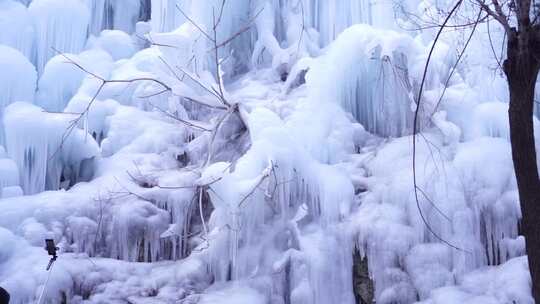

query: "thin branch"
(238, 161), (275, 207)
(487, 16), (505, 71)
(413, 0), (470, 253)
(52, 47), (104, 81)
(198, 187), (210, 248)
(176, 65), (225, 103)
(210, 7), (265, 51)
(213, 7), (226, 101)
(148, 101), (212, 132)
(433, 9), (484, 114)
(214, 0), (227, 30)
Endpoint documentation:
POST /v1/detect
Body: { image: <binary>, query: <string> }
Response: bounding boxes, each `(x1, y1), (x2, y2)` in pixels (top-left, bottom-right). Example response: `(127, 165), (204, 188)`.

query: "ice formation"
(29, 0), (90, 74)
(0, 45), (36, 146)
(3, 102), (99, 194)
(151, 0), (191, 33)
(307, 25), (417, 137)
(0, 0), (34, 59)
(0, 0), (536, 303)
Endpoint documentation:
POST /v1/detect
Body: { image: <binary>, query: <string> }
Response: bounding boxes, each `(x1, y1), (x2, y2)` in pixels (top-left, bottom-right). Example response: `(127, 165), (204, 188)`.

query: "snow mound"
(86, 30), (137, 61)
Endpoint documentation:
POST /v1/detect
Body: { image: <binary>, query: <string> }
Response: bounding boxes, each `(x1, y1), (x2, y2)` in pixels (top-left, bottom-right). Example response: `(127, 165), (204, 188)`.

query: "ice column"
(29, 0), (90, 74)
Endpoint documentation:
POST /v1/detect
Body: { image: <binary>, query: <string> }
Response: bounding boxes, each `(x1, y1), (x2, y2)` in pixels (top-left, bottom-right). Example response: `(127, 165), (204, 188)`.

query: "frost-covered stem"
(148, 101), (213, 132)
(175, 65), (226, 104)
(199, 187), (209, 247)
(238, 161), (275, 207)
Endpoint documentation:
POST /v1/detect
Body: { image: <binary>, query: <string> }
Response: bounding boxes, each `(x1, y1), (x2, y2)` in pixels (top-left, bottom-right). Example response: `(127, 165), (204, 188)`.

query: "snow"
(0, 0), (537, 304)
(418, 257), (533, 304)
(86, 30), (137, 61)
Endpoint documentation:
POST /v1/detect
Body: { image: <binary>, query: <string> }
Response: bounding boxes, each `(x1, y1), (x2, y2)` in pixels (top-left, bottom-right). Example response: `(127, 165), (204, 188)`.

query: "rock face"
(353, 249), (374, 304)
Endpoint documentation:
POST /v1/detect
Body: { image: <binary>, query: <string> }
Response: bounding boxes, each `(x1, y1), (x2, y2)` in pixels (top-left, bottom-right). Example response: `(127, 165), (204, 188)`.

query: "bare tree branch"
(475, 0), (512, 32)
(413, 0), (471, 253)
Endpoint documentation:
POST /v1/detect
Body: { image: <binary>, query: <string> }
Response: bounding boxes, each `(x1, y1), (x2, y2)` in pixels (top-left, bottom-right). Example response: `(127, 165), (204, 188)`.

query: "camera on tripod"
(44, 239), (58, 271)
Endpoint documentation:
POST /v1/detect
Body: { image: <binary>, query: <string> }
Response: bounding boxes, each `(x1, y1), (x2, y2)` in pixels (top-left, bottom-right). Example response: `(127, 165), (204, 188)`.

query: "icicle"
(109, 199), (169, 262)
(29, 0), (90, 74)
(108, 0), (142, 33)
(0, 0), (34, 60)
(199, 105), (355, 302)
(0, 45), (36, 146)
(307, 24), (417, 137)
(0, 158), (20, 195)
(3, 102), (99, 194)
(151, 0), (192, 33)
(85, 0), (109, 35)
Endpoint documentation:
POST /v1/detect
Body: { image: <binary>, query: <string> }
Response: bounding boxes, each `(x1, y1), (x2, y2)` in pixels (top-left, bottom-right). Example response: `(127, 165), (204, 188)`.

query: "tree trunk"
(505, 29), (540, 303)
